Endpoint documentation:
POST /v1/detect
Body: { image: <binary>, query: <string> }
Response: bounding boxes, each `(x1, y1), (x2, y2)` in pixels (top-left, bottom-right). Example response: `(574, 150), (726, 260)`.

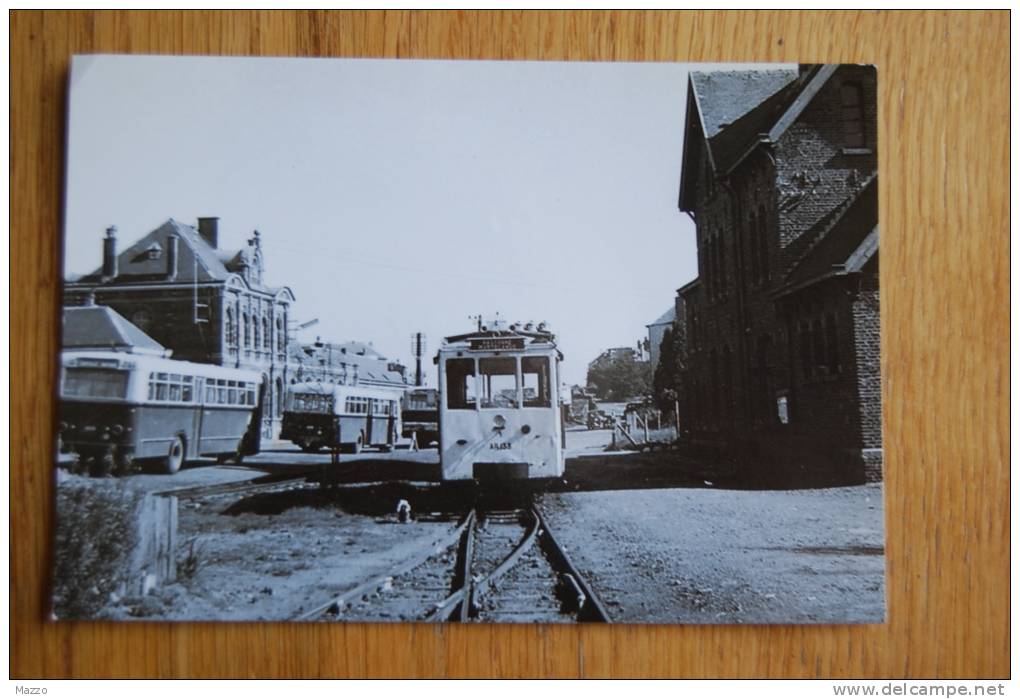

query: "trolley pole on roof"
(410, 332), (427, 387)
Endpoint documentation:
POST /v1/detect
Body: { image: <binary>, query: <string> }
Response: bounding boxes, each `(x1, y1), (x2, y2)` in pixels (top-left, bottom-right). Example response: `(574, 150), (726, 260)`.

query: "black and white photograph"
(54, 56), (883, 624)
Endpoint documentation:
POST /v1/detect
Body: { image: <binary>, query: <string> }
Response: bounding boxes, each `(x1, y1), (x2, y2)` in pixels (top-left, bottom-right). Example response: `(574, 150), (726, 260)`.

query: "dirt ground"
(107, 485), (461, 621)
(94, 428), (885, 623)
(540, 484), (886, 624)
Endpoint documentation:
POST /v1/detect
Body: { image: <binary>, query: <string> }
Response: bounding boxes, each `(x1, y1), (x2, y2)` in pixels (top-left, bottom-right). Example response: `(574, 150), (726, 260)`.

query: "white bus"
(280, 382), (403, 454)
(58, 350), (264, 476)
(436, 319), (565, 482)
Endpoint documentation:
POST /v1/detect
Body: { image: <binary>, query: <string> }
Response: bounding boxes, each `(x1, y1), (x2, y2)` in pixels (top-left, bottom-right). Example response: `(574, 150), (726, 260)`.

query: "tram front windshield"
(446, 356), (552, 410)
(479, 357), (517, 409)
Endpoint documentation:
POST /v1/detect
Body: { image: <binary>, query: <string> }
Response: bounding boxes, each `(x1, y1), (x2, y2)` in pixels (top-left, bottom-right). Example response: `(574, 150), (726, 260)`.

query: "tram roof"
(441, 328), (557, 345)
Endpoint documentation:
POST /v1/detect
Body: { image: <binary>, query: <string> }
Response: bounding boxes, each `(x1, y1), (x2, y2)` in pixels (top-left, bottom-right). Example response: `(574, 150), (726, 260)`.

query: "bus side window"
(522, 356), (551, 407)
(182, 376), (193, 403)
(206, 382), (217, 404)
(446, 358), (476, 409)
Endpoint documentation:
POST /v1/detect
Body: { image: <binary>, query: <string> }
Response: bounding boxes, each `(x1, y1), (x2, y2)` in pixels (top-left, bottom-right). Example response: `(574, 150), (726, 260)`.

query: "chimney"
(197, 217), (219, 248)
(166, 233), (179, 281)
(101, 226), (118, 281)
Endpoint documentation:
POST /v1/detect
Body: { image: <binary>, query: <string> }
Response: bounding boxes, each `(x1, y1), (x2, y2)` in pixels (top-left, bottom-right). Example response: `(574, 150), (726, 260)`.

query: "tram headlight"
(521, 424), (531, 435)
(492, 415), (506, 430)
(111, 424), (124, 436)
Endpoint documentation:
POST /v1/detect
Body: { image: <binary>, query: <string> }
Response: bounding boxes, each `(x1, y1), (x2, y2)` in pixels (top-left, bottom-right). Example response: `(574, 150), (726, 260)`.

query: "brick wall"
(675, 65), (881, 486)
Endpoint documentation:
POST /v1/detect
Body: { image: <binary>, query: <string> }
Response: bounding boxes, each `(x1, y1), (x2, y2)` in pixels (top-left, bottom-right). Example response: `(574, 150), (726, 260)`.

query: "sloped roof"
(690, 69), (799, 140)
(71, 219), (289, 297)
(777, 176), (879, 296)
(647, 306), (677, 328)
(62, 305), (166, 354)
(680, 66), (847, 211)
(77, 218), (230, 284)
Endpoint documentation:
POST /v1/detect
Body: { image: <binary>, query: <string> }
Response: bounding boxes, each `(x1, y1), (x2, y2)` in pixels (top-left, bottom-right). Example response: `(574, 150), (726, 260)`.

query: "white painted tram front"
(436, 319), (564, 482)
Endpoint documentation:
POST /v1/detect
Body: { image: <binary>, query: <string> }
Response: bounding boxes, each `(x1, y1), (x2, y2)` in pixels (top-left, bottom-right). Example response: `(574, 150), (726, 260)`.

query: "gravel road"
(540, 483), (885, 623)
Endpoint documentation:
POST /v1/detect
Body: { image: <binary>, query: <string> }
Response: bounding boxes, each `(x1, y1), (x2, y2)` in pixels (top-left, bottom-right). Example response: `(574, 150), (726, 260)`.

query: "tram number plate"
(490, 442), (512, 450)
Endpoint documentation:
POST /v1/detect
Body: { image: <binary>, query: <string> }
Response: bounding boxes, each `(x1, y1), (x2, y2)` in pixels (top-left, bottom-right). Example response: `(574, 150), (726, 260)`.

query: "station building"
(673, 64), (881, 484)
(63, 217), (295, 438)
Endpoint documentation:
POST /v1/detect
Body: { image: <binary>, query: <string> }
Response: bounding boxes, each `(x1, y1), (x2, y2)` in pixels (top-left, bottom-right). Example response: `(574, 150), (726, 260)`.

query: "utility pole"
(410, 332), (426, 387)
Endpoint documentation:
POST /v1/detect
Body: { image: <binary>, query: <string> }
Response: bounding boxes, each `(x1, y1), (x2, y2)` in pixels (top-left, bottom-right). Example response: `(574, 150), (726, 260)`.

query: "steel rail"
(533, 506), (612, 623)
(153, 470), (316, 499)
(297, 509), (476, 622)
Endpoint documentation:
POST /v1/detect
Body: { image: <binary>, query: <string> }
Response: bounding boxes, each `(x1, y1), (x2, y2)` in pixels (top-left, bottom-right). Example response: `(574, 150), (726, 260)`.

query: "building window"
(277, 316), (285, 352)
(800, 322), (813, 379)
(225, 307), (237, 348)
(747, 212), (758, 285)
(825, 312), (840, 375)
(840, 82), (866, 148)
(757, 205), (770, 282)
(263, 315), (271, 350)
(242, 311), (250, 348)
(812, 319), (826, 376)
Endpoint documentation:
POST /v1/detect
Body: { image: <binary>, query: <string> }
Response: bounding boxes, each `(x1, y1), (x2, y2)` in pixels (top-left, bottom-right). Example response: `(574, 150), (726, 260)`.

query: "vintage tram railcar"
(280, 382), (402, 453)
(58, 350), (264, 476)
(436, 319), (565, 482)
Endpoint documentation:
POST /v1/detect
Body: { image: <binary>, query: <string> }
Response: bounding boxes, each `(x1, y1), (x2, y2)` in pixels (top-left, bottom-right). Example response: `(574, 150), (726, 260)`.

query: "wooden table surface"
(10, 10), (1009, 678)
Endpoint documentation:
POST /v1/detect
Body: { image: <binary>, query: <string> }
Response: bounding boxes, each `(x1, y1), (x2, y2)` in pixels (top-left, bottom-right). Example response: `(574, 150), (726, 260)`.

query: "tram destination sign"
(470, 337), (526, 351)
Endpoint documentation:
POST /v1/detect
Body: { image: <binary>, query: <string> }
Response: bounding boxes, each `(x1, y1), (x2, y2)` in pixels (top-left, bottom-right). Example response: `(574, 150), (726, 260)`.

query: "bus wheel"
(163, 436), (185, 475)
(90, 452), (114, 478)
(113, 452), (135, 477)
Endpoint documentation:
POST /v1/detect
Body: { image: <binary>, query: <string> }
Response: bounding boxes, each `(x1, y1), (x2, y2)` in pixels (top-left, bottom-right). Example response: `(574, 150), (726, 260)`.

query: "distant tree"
(652, 327), (677, 411)
(586, 350), (651, 401)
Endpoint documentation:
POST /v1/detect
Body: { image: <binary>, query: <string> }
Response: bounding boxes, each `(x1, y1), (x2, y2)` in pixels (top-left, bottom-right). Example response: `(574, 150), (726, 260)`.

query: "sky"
(64, 56), (779, 386)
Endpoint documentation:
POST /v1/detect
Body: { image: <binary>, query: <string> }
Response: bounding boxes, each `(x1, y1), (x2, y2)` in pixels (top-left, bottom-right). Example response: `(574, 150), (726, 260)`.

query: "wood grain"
(10, 10), (1009, 678)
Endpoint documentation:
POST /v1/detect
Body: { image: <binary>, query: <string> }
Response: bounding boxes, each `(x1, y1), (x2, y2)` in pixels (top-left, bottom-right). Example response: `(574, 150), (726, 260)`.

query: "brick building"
(673, 64), (880, 484)
(64, 218), (295, 437)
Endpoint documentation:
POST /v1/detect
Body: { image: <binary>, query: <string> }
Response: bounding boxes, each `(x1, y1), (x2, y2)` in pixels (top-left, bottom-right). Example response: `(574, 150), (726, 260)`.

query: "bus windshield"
(62, 368), (129, 399)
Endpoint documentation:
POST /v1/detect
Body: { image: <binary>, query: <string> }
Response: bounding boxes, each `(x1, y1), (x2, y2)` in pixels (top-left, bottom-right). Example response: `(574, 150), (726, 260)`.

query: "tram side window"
(521, 356), (551, 408)
(445, 358), (477, 410)
(479, 357), (518, 409)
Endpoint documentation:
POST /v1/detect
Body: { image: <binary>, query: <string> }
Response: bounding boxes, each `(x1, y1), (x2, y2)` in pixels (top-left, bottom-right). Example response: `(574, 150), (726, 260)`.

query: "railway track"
(153, 469), (317, 500)
(300, 504), (611, 623)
